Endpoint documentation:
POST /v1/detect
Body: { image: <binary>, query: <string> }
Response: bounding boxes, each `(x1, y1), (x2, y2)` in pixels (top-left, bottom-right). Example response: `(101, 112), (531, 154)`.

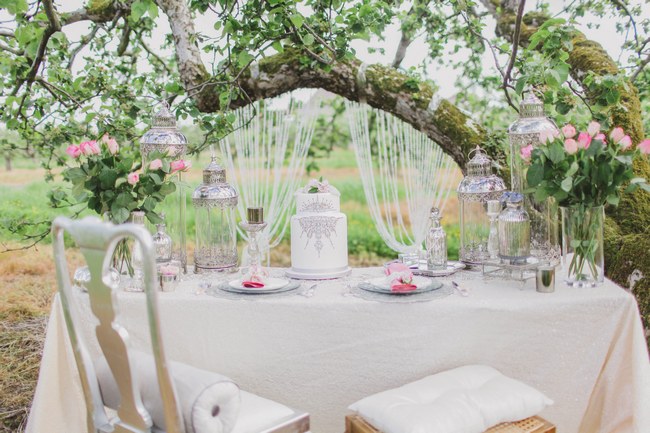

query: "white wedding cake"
(287, 179), (351, 279)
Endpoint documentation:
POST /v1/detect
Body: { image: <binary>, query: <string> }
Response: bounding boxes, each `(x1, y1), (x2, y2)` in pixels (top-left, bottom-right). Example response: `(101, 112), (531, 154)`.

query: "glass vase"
(560, 205), (605, 287)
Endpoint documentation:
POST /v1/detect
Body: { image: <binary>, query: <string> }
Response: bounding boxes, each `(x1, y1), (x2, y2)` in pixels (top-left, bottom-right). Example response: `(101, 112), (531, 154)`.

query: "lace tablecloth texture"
(26, 267), (650, 433)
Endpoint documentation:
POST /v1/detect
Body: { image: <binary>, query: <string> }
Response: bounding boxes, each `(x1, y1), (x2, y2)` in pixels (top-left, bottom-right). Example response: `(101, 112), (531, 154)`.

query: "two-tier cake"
(287, 179), (351, 279)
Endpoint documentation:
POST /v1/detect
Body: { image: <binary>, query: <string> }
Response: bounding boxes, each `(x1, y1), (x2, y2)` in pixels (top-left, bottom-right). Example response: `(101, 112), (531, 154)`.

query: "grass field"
(0, 148), (461, 431)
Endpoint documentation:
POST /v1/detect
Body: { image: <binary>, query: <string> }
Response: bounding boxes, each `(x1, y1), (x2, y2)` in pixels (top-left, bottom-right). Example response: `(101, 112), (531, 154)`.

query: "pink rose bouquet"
(527, 122), (649, 208)
(527, 122), (649, 283)
(56, 135), (180, 225)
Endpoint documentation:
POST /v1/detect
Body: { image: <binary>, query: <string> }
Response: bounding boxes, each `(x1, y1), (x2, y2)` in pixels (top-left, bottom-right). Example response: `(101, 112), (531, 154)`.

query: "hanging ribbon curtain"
(219, 94), (320, 251)
(346, 101), (456, 254)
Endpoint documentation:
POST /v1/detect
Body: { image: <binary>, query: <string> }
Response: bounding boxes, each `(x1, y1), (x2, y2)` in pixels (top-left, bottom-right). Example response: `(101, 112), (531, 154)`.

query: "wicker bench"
(345, 414), (556, 433)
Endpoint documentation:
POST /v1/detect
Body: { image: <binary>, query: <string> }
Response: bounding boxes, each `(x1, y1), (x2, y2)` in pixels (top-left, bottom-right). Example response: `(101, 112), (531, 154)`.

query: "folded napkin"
(390, 282), (417, 293)
(349, 365), (553, 433)
(242, 281), (265, 288)
(95, 350), (241, 433)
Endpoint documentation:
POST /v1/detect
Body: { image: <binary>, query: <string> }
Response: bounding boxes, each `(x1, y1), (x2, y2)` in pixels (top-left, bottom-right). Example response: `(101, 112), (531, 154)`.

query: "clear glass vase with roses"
(53, 134), (192, 275)
(524, 122), (650, 286)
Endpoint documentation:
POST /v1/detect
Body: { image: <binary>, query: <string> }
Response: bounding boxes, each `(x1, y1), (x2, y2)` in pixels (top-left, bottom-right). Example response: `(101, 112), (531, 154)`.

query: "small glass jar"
(498, 193), (531, 265)
(425, 207), (447, 270)
(152, 220), (173, 264)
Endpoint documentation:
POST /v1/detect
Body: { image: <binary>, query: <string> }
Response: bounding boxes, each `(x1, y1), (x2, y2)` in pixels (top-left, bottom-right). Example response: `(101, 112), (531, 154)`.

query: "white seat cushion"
(231, 391), (296, 433)
(348, 365), (553, 433)
(96, 351), (240, 433)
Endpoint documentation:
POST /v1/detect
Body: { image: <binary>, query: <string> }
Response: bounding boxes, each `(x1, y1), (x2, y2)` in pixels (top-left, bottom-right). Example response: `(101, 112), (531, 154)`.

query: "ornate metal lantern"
(140, 102), (188, 272)
(457, 146), (506, 264)
(508, 93), (560, 265)
(192, 157), (239, 273)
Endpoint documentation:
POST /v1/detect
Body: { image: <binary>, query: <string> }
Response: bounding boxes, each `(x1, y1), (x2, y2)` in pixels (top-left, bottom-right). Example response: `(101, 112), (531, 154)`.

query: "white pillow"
(349, 365), (553, 433)
(96, 351), (241, 433)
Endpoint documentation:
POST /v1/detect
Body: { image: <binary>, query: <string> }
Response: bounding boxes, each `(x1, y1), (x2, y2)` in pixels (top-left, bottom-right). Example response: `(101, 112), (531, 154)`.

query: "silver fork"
(451, 281), (470, 297)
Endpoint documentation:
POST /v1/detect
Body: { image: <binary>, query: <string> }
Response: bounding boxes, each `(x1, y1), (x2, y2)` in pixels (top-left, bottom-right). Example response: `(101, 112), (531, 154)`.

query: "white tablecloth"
(26, 268), (650, 433)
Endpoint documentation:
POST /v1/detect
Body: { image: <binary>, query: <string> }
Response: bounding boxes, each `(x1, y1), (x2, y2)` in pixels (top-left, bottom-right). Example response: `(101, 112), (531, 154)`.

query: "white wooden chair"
(52, 216), (309, 433)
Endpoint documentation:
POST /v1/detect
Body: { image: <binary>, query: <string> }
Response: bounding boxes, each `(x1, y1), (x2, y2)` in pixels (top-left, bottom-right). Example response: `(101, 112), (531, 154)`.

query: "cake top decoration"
(301, 177), (340, 196)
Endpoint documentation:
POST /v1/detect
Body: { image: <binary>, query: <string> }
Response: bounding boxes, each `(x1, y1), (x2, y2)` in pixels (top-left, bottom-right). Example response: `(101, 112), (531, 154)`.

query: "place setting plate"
(383, 260), (465, 277)
(349, 275), (453, 303)
(219, 277), (299, 295)
(358, 276), (443, 295)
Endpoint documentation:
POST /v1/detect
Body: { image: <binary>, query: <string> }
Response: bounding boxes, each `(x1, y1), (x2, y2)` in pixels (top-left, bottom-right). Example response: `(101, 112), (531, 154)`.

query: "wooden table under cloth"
(26, 267), (650, 433)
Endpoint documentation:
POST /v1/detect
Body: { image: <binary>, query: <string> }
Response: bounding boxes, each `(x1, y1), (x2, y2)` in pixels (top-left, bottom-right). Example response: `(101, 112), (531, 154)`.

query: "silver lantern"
(457, 146), (506, 265)
(508, 93), (560, 265)
(140, 102), (188, 272)
(192, 157), (239, 273)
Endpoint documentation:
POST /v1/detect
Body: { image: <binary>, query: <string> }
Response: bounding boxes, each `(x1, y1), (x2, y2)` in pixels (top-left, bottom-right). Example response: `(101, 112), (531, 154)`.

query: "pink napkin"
(242, 281), (265, 288)
(391, 282), (418, 293)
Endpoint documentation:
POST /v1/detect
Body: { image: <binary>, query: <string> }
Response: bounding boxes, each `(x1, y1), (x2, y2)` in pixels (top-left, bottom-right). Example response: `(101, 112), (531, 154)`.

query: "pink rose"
(80, 140), (100, 155)
(610, 127), (625, 143)
(127, 172), (140, 185)
(520, 144), (533, 161)
(577, 132), (592, 149)
(65, 144), (81, 158)
(594, 133), (606, 144)
(539, 129), (556, 144)
(102, 134), (119, 155)
(638, 139), (650, 155)
(170, 159), (191, 172)
(587, 121), (601, 137)
(619, 135), (632, 150)
(149, 159), (163, 170)
(564, 138), (578, 154)
(561, 124), (577, 138)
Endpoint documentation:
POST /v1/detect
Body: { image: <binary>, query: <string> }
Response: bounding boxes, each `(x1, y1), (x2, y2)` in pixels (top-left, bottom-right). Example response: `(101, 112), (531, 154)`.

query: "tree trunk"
(5, 155), (11, 171)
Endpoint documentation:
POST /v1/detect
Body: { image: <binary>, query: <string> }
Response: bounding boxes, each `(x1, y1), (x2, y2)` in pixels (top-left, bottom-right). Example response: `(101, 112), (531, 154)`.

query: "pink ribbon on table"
(390, 282), (418, 293)
(242, 281), (265, 288)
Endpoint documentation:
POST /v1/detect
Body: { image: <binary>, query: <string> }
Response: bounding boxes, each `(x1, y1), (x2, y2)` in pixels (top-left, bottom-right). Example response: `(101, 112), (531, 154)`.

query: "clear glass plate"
(220, 279), (298, 295)
(228, 277), (289, 291)
(359, 276), (443, 295)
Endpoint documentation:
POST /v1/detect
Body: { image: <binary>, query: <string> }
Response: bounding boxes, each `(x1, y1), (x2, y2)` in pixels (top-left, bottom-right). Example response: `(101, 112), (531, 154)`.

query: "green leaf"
(303, 34), (315, 45)
(289, 13), (304, 28)
(110, 206), (130, 224)
(65, 167), (86, 182)
(549, 142), (565, 164)
(526, 164), (544, 187)
(149, 172), (162, 185)
(560, 177), (573, 192)
(142, 197), (157, 211)
(237, 50), (254, 67)
(0, 0), (28, 14)
(99, 169), (119, 189)
(159, 182), (176, 196)
(130, 0), (149, 21)
(606, 195), (620, 206)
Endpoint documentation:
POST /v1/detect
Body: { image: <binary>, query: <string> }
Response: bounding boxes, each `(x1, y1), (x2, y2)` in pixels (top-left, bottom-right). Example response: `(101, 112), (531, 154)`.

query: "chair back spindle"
(52, 216), (183, 433)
